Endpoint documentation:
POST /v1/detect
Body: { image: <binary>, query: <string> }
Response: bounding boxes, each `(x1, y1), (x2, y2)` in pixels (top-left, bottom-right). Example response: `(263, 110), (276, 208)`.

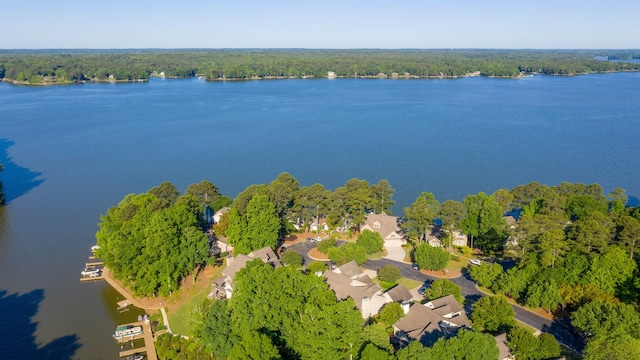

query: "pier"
(115, 320), (158, 360)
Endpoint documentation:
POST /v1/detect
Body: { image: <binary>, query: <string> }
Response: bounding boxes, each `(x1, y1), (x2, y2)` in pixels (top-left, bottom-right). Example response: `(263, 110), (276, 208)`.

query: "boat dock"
(85, 261), (103, 267)
(116, 320), (158, 360)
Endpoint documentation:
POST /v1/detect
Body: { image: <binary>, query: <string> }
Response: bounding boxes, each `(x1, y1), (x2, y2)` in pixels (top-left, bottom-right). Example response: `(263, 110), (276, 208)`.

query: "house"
(213, 207), (230, 224)
(360, 212), (406, 248)
(393, 294), (470, 346)
(310, 216), (329, 232)
(323, 261), (417, 319)
(323, 260), (388, 318)
(209, 246), (280, 299)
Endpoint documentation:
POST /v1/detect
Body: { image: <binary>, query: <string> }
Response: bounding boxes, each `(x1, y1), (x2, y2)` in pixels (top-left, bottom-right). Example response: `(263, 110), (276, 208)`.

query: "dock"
(116, 320), (158, 360)
(79, 273), (104, 282)
(85, 261), (103, 267)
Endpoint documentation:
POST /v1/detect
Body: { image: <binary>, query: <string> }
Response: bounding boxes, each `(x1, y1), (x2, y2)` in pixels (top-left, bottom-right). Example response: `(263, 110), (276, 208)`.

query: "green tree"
(195, 299), (237, 358)
(429, 329), (500, 360)
(317, 238), (337, 254)
(370, 179), (395, 215)
(328, 242), (368, 266)
(583, 333), (640, 360)
(228, 331), (280, 360)
(571, 300), (640, 339)
(414, 244), (449, 271)
(280, 250), (303, 267)
(403, 192), (439, 242)
(396, 341), (429, 360)
(376, 302), (405, 327)
(306, 260), (326, 274)
(148, 181), (180, 208)
(267, 172), (300, 220)
(567, 211), (614, 255)
(424, 278), (462, 303)
(468, 262), (504, 288)
(616, 214), (640, 260)
(525, 279), (562, 313)
(357, 230), (384, 254)
(538, 228), (569, 267)
(359, 343), (392, 360)
(232, 195), (280, 254)
(377, 264), (401, 283)
(438, 200), (466, 248)
(185, 180), (230, 211)
(471, 295), (515, 333)
(362, 323), (393, 353)
(586, 246), (637, 294)
(461, 192), (506, 251)
(508, 327), (540, 360)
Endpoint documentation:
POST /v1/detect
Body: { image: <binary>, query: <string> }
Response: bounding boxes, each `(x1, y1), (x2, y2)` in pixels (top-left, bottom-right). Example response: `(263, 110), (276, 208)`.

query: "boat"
(81, 267), (100, 276)
(91, 245), (100, 252)
(113, 325), (143, 340)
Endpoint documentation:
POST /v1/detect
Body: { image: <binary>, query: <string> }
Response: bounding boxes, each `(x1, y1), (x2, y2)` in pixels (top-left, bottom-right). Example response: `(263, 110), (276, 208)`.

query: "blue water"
(0, 73), (639, 359)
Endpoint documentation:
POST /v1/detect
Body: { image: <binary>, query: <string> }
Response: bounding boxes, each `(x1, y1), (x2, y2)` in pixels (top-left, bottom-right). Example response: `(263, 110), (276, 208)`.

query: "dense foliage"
(471, 295), (515, 333)
(356, 230), (384, 254)
(414, 244), (449, 270)
(2, 49), (639, 84)
(424, 279), (463, 304)
(95, 182), (215, 296)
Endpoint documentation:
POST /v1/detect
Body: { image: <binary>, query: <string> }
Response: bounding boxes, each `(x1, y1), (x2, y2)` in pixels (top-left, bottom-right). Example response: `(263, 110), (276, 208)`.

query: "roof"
(336, 260), (362, 278)
(425, 295), (463, 314)
(222, 254), (251, 280)
(504, 215), (517, 226)
(323, 270), (382, 310)
(385, 284), (413, 302)
(393, 304), (442, 341)
(361, 213), (403, 239)
(249, 247), (279, 266)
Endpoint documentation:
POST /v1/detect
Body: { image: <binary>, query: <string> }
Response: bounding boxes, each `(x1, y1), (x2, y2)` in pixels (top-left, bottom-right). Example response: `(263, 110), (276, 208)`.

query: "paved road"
(362, 258), (584, 353)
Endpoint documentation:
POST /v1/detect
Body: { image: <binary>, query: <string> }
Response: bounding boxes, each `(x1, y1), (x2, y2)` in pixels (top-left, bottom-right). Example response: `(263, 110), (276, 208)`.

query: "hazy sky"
(1, 0), (638, 49)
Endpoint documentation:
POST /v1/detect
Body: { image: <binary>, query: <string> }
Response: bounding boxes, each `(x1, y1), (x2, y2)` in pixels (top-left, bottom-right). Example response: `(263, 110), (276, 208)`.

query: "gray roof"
(427, 294), (463, 314)
(222, 254), (251, 280)
(385, 284), (413, 302)
(393, 304), (442, 341)
(337, 260), (362, 278)
(362, 213), (403, 239)
(323, 270), (382, 310)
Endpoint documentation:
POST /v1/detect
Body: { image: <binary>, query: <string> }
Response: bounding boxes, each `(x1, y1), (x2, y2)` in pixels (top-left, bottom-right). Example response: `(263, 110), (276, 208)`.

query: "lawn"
(166, 263), (225, 337)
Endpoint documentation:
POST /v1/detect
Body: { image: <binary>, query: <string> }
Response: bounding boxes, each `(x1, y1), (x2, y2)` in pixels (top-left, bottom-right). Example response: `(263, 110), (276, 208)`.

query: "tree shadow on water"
(0, 289), (80, 360)
(0, 139), (45, 204)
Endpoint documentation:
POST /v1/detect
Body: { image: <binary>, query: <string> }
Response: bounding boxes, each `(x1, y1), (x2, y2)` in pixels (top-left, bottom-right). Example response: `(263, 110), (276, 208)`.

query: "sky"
(1, 0), (638, 49)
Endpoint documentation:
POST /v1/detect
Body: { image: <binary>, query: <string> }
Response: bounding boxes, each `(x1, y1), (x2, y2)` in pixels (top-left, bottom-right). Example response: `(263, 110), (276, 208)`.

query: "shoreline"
(3, 69), (638, 86)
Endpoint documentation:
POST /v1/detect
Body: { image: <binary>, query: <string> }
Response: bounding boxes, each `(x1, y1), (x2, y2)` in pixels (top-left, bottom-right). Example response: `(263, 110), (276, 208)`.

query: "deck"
(116, 320), (158, 360)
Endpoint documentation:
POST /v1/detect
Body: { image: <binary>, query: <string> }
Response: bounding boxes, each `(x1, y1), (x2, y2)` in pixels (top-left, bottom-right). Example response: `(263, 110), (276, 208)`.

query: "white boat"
(91, 245), (100, 252)
(81, 267), (100, 276)
(113, 325), (143, 340)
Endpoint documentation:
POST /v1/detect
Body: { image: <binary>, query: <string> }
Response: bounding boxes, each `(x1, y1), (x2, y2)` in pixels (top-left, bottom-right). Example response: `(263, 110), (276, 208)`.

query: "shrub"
(357, 230), (385, 255)
(378, 264), (401, 283)
(414, 244), (449, 270)
(280, 251), (303, 267)
(307, 260), (327, 274)
(328, 242), (368, 265)
(317, 238), (337, 254)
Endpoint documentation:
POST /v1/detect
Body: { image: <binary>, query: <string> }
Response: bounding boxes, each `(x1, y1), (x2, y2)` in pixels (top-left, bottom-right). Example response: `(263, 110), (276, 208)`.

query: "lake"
(0, 72), (639, 359)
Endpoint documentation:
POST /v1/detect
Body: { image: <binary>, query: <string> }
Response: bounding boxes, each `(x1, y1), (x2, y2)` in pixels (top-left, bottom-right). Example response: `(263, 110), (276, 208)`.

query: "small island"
(92, 173), (640, 360)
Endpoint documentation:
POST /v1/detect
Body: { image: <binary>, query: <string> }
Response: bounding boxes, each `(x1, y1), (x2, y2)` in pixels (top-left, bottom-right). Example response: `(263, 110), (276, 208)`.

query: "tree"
(586, 246), (637, 294)
(538, 228), (568, 267)
(414, 244), (449, 271)
(403, 192), (439, 242)
(567, 211), (614, 255)
(461, 192), (506, 251)
(228, 331), (280, 360)
(424, 278), (462, 304)
(508, 328), (561, 360)
(328, 242), (368, 266)
(396, 341), (429, 360)
(362, 323), (394, 353)
(231, 195), (280, 254)
(306, 260), (326, 274)
(317, 238), (337, 254)
(280, 250), (303, 267)
(616, 214), (640, 260)
(357, 230), (384, 254)
(377, 264), (401, 283)
(358, 343), (392, 360)
(267, 172), (299, 220)
(370, 179), (395, 215)
(583, 333), (640, 360)
(148, 181), (180, 208)
(469, 262), (504, 288)
(565, 194), (608, 221)
(471, 295), (515, 333)
(376, 302), (405, 327)
(429, 329), (500, 360)
(438, 200), (465, 248)
(185, 180), (230, 211)
(525, 279), (562, 313)
(571, 300), (640, 339)
(195, 299), (237, 358)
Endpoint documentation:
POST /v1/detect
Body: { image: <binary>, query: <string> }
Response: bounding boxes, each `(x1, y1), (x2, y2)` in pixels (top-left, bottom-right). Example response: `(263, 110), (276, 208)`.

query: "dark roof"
(385, 284), (413, 302)
(337, 260), (361, 278)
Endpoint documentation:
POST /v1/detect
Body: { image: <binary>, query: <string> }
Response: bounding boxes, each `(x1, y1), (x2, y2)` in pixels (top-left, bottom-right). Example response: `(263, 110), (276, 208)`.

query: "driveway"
(383, 240), (406, 262)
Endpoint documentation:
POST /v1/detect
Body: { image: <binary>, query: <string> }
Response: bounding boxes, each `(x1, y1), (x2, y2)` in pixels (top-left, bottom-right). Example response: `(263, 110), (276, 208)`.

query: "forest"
(1, 49), (639, 84)
(96, 173), (640, 359)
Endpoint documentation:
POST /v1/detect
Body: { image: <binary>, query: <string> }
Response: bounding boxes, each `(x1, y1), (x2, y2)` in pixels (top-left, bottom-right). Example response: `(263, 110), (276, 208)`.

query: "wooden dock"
(116, 321), (158, 360)
(79, 273), (104, 282)
(85, 261), (103, 267)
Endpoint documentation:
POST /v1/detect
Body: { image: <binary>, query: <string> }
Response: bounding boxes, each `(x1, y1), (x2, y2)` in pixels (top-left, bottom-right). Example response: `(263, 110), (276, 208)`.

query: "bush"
(317, 238), (337, 254)
(378, 264), (401, 283)
(280, 251), (303, 267)
(328, 242), (368, 266)
(307, 260), (327, 274)
(414, 244), (449, 270)
(356, 230), (384, 255)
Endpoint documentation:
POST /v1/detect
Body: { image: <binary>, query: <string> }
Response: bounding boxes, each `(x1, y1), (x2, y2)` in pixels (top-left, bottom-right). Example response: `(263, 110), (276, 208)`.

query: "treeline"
(2, 49), (640, 84)
(95, 181), (231, 296)
(465, 182), (640, 358)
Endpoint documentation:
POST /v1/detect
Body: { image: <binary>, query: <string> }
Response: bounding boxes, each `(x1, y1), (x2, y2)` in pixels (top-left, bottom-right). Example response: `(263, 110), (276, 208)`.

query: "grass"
(166, 263), (225, 337)
(367, 248), (387, 259)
